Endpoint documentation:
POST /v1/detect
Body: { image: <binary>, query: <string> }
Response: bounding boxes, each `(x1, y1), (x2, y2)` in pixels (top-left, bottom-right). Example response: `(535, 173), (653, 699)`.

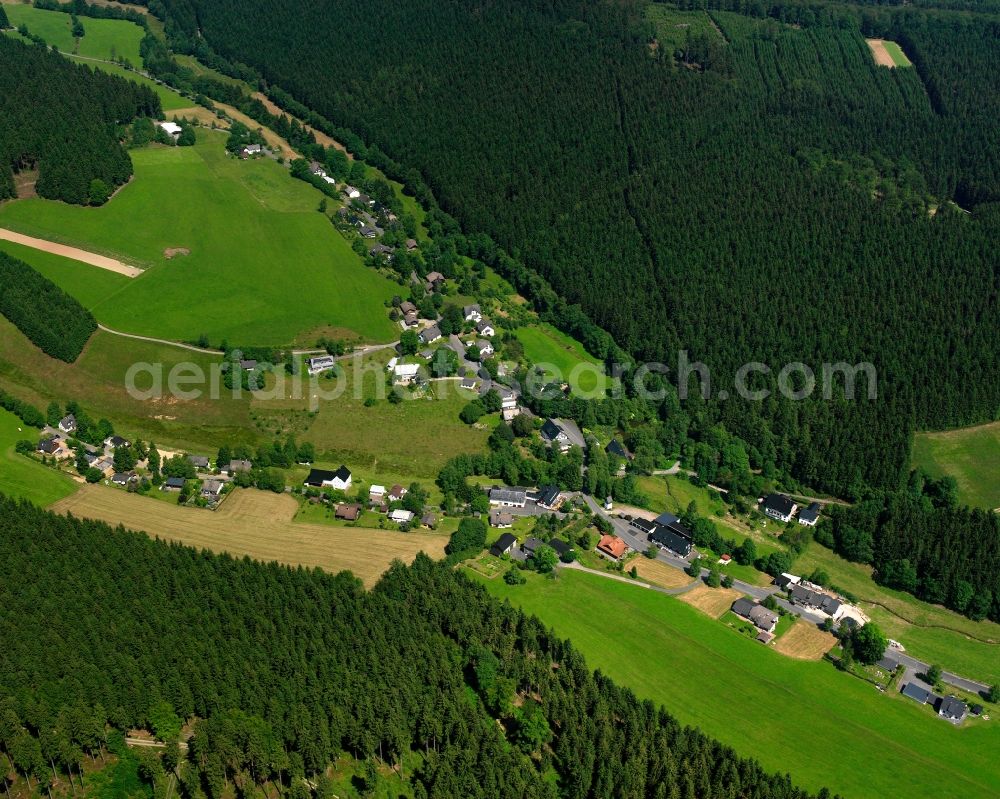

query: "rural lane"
(96, 323), (398, 360)
(575, 494), (992, 695)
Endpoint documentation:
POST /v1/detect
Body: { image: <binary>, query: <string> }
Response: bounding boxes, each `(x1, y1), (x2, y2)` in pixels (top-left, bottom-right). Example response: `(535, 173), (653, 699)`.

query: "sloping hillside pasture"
(2, 4), (143, 64)
(52, 485), (447, 586)
(0, 131), (399, 346)
(0, 319), (487, 475)
(515, 322), (610, 395)
(0, 407), (77, 507)
(793, 541), (1000, 684)
(480, 568), (1000, 799)
(913, 421), (1000, 509)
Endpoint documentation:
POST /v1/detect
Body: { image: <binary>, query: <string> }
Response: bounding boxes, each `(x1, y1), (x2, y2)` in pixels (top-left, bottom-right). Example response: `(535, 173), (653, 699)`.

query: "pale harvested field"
(0, 228), (142, 276)
(866, 39), (895, 68)
(632, 558), (695, 589)
(773, 619), (837, 660)
(170, 106), (232, 128)
(678, 584), (743, 618)
(52, 485), (447, 586)
(251, 92), (349, 154)
(212, 102), (302, 159)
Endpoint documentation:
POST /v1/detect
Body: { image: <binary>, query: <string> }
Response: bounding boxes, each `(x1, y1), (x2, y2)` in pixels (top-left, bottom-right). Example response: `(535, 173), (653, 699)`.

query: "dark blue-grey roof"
(901, 683), (931, 704)
(762, 493), (795, 517)
(490, 532), (517, 555)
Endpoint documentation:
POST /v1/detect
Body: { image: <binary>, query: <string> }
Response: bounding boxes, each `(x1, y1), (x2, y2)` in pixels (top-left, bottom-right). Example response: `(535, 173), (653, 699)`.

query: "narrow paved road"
(96, 323), (397, 360)
(575, 493), (991, 695)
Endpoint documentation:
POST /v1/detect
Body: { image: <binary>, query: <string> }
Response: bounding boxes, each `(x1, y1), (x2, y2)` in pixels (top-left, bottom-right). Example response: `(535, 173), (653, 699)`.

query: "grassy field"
(516, 322), (609, 396)
(793, 542), (1000, 684)
(53, 485), (447, 587)
(67, 55), (192, 111)
(0, 316), (258, 451)
(3, 4), (143, 63)
(0, 239), (131, 309)
(882, 39), (913, 67)
(478, 568), (1000, 799)
(912, 421), (1000, 509)
(0, 320), (488, 474)
(0, 131), (399, 346)
(0, 407), (77, 507)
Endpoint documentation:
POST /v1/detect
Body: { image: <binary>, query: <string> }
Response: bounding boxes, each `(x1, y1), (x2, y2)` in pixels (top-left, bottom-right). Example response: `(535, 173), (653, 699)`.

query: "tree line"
(821, 472), (1000, 622)
(0, 36), (161, 205)
(0, 252), (96, 362)
(0, 495), (841, 799)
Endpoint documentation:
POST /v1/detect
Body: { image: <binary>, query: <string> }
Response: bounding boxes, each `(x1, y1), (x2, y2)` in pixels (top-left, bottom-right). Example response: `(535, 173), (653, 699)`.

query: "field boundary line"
(0, 228), (143, 277)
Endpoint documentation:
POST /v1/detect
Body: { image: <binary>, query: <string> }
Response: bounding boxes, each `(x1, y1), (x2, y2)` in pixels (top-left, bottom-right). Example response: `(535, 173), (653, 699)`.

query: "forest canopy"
(152, 0), (1000, 497)
(0, 252), (97, 362)
(0, 495), (838, 799)
(0, 35), (161, 204)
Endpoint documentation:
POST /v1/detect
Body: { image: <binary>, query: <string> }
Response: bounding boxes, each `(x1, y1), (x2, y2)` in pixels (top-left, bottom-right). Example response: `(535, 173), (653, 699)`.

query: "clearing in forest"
(867, 38), (912, 68)
(912, 420), (1000, 510)
(52, 485), (448, 586)
(2, 4), (144, 64)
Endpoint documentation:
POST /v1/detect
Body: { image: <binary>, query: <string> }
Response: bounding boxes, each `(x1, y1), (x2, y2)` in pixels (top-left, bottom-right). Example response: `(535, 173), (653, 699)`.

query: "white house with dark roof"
(475, 319), (495, 337)
(463, 304), (482, 322)
(58, 414), (76, 434)
(761, 493), (797, 523)
(304, 465), (352, 491)
(797, 501), (821, 526)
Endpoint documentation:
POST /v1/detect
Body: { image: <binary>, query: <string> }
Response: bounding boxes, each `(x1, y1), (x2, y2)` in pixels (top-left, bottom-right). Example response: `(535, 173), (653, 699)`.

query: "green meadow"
(479, 568), (1000, 799)
(0, 131), (400, 346)
(516, 322), (609, 395)
(3, 4), (143, 64)
(0, 407), (77, 507)
(882, 39), (913, 67)
(0, 319), (486, 476)
(793, 541), (1000, 684)
(912, 422), (1000, 509)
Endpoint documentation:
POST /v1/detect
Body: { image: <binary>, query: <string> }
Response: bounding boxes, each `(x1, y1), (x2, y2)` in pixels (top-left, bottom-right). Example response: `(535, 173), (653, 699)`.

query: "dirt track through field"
(0, 228), (142, 276)
(866, 39), (896, 68)
(52, 485), (447, 586)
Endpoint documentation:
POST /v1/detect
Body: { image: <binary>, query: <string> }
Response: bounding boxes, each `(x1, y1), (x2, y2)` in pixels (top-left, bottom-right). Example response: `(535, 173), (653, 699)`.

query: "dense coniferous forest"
(152, 0), (1000, 498)
(0, 36), (160, 204)
(0, 252), (97, 362)
(0, 496), (837, 799)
